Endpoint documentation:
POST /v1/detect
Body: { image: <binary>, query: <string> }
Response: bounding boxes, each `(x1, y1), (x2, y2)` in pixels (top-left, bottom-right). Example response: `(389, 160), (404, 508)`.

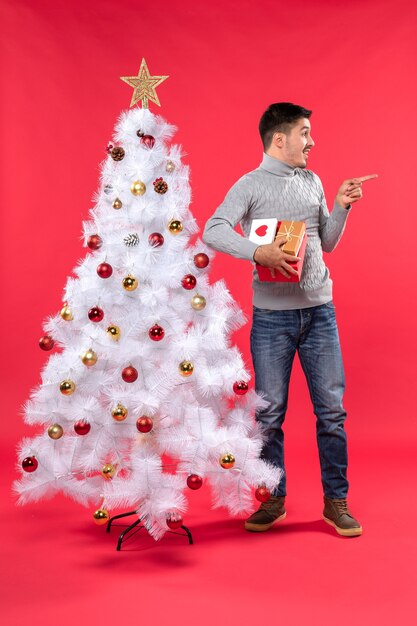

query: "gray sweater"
(202, 153), (351, 310)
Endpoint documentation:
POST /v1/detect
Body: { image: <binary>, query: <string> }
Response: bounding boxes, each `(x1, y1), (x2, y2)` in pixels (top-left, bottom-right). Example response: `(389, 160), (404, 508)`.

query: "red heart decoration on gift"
(255, 225), (268, 237)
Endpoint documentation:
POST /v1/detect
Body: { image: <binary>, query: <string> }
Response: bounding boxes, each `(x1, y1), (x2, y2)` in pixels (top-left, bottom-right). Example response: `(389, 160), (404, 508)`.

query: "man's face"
(280, 117), (315, 168)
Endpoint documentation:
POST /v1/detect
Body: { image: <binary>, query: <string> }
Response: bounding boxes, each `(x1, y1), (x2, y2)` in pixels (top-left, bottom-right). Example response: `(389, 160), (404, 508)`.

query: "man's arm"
(318, 188), (351, 253)
(319, 173), (378, 252)
(202, 178), (259, 261)
(203, 177), (301, 278)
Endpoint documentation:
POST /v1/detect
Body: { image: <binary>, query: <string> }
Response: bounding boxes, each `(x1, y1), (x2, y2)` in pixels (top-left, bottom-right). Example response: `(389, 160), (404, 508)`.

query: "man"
(203, 102), (377, 537)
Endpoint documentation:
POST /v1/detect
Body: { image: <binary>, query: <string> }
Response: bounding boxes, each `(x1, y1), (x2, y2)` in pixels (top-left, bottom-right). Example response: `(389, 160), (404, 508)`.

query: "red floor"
(2, 439), (416, 626)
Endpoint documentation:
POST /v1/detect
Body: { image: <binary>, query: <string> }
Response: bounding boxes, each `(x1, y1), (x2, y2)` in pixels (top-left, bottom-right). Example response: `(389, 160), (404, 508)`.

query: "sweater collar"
(260, 153), (298, 177)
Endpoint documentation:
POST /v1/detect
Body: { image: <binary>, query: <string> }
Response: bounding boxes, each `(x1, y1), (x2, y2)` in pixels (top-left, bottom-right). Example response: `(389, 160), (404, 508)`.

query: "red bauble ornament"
(136, 416), (153, 433)
(88, 306), (104, 322)
(74, 420), (91, 435)
(87, 234), (102, 250)
(122, 365), (138, 383)
(166, 513), (183, 530)
(187, 474), (203, 490)
(22, 456), (38, 472)
(233, 381), (249, 395)
(39, 335), (54, 351)
(140, 134), (155, 149)
(193, 253), (209, 269)
(149, 324), (165, 341)
(181, 274), (197, 290)
(148, 232), (164, 247)
(97, 262), (113, 279)
(255, 486), (271, 503)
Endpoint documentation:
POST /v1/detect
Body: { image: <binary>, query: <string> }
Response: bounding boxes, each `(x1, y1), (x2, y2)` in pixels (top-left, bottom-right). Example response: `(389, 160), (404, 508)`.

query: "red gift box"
(256, 221), (307, 283)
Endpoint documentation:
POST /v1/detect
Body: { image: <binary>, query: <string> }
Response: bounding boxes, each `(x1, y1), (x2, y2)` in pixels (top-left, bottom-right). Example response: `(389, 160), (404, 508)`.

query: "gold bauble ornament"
(60, 303), (73, 321)
(220, 453), (236, 469)
(130, 180), (146, 196)
(93, 508), (110, 525)
(60, 380), (76, 395)
(168, 219), (183, 234)
(112, 403), (128, 422)
(179, 360), (194, 377)
(191, 294), (206, 310)
(48, 423), (64, 440)
(101, 463), (116, 480)
(122, 275), (138, 291)
(107, 324), (120, 340)
(166, 160), (176, 173)
(112, 198), (123, 209)
(81, 348), (98, 367)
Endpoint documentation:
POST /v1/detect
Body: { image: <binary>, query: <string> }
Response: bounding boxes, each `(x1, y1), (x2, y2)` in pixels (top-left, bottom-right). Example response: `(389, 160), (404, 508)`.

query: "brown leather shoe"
(323, 497), (362, 537)
(244, 496), (286, 532)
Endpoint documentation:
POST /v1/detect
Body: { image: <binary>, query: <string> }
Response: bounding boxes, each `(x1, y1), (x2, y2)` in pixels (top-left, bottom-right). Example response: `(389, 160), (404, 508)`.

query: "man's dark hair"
(259, 102), (312, 150)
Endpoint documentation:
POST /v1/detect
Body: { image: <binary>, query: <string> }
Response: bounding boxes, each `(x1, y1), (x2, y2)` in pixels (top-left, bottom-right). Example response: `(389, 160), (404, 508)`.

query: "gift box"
(248, 218), (278, 246)
(276, 220), (306, 257)
(249, 218), (307, 283)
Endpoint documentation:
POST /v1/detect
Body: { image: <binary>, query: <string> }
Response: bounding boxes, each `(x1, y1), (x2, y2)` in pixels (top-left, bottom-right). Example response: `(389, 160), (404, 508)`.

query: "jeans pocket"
(324, 301), (335, 309)
(253, 306), (276, 315)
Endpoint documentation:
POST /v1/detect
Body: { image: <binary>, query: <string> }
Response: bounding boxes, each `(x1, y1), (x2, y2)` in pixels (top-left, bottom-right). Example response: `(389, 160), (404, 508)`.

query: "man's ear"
(272, 132), (285, 149)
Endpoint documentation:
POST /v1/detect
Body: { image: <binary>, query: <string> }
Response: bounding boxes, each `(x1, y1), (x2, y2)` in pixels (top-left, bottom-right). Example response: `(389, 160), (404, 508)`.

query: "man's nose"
(309, 136), (315, 147)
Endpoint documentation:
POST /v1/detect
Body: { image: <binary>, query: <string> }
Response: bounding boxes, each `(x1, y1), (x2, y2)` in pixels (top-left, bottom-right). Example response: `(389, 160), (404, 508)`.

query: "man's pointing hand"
(336, 174), (378, 209)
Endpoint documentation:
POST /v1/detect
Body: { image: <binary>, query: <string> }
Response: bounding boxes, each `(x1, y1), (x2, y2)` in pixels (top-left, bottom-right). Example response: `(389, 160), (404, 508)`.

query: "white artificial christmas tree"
(15, 60), (281, 541)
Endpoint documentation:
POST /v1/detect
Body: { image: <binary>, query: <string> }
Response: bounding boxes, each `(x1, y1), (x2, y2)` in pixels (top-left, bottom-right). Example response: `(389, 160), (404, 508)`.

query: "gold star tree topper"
(120, 59), (169, 108)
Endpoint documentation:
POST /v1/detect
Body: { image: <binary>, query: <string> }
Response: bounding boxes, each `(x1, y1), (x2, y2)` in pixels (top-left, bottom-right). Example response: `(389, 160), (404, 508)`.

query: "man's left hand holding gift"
(253, 236), (302, 279)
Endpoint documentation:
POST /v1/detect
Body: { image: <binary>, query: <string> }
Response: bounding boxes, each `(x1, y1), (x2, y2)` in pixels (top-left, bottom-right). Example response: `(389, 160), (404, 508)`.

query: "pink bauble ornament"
(136, 416), (153, 433)
(149, 324), (165, 341)
(193, 253), (209, 269)
(87, 234), (102, 250)
(166, 513), (183, 529)
(88, 306), (104, 322)
(74, 420), (91, 436)
(187, 474), (203, 490)
(97, 262), (113, 279)
(39, 335), (54, 351)
(122, 365), (138, 383)
(140, 135), (155, 149)
(148, 232), (164, 247)
(233, 381), (249, 395)
(181, 274), (197, 290)
(22, 456), (38, 472)
(255, 487), (271, 503)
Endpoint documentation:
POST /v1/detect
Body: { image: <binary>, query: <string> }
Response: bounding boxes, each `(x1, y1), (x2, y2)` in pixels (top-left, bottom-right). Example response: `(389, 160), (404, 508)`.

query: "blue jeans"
(250, 301), (349, 499)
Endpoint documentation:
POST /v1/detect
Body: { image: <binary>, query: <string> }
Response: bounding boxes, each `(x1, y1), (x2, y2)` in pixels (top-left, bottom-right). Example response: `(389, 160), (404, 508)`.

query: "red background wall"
(1, 1), (416, 623)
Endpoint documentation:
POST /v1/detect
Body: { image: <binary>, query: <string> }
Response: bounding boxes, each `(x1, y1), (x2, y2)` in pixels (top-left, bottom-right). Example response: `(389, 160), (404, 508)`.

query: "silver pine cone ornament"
(123, 233), (140, 247)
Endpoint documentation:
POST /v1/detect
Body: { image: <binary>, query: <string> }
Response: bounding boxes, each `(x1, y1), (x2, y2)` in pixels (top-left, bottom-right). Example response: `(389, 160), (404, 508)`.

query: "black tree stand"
(106, 510), (194, 551)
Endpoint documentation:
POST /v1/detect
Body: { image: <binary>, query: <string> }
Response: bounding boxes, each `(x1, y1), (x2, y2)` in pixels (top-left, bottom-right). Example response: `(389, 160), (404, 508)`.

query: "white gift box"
(248, 218), (278, 246)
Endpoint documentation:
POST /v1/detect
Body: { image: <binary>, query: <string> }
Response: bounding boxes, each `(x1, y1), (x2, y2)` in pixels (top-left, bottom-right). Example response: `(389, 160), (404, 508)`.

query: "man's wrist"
(335, 197), (351, 211)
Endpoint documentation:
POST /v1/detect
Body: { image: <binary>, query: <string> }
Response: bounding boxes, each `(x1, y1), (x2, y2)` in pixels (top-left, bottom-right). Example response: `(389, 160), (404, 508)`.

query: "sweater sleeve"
(202, 177), (259, 261)
(317, 176), (351, 253)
